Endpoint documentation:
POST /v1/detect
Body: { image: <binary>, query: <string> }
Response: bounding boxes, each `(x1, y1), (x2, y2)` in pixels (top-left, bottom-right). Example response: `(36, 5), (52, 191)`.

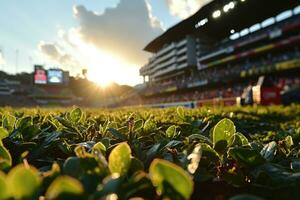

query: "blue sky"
(0, 0), (196, 85)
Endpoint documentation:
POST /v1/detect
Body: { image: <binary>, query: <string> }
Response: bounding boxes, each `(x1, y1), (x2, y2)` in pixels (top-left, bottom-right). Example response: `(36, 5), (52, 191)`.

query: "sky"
(0, 0), (211, 86)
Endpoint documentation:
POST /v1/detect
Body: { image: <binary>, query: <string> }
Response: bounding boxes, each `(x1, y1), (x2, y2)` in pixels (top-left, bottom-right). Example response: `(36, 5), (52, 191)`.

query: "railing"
(157, 43), (176, 57)
(153, 64), (177, 77)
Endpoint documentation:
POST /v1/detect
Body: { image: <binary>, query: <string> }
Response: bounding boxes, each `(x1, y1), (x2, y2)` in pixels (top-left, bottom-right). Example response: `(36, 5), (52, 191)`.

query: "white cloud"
(38, 41), (82, 71)
(166, 0), (212, 19)
(38, 0), (163, 85)
(73, 0), (163, 65)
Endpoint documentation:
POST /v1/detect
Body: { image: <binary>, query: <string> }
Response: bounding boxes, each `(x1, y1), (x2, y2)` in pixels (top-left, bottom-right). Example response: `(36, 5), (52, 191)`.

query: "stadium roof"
(144, 0), (299, 53)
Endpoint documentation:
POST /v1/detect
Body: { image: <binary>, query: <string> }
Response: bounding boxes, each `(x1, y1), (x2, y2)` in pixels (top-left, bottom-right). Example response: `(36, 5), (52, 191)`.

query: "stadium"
(0, 0), (299, 108)
(0, 65), (76, 107)
(133, 0), (300, 108)
(1, 1), (300, 200)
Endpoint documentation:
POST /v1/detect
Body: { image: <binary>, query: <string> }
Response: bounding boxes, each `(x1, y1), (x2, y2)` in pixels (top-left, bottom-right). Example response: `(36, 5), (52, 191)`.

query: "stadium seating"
(136, 1), (300, 107)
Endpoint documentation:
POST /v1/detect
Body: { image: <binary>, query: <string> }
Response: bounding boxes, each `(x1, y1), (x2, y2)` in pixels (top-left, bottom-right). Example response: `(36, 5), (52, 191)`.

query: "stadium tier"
(138, 0), (300, 107)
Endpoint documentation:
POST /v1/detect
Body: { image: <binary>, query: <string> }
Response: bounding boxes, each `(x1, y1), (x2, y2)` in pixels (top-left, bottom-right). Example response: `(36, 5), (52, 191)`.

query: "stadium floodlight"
(261, 17), (275, 28)
(195, 18), (208, 28)
(230, 33), (240, 40)
(212, 10), (221, 18)
(228, 2), (235, 9)
(294, 5), (300, 15)
(276, 10), (292, 22)
(199, 18), (208, 26)
(224, 2), (235, 12)
(230, 29), (235, 34)
(241, 0), (246, 2)
(223, 5), (230, 12)
(240, 28), (249, 36)
(249, 23), (261, 32)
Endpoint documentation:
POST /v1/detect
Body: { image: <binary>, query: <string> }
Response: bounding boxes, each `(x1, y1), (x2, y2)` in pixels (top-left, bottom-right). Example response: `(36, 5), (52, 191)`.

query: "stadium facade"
(140, 35), (197, 82)
(139, 0), (300, 107)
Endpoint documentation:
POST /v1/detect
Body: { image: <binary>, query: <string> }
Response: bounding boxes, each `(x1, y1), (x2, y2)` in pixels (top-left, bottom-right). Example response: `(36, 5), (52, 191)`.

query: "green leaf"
(92, 142), (107, 155)
(0, 145), (12, 170)
(63, 157), (82, 178)
(251, 163), (300, 187)
(120, 171), (153, 199)
(177, 107), (185, 120)
(250, 141), (264, 151)
(2, 114), (16, 132)
(146, 143), (164, 161)
(134, 119), (144, 131)
(188, 134), (212, 145)
(0, 127), (9, 140)
(236, 132), (250, 146)
(129, 157), (144, 174)
(166, 125), (178, 138)
(16, 116), (32, 130)
(228, 147), (265, 167)
(74, 146), (87, 158)
(285, 136), (294, 149)
(55, 117), (74, 129)
(108, 128), (127, 140)
(7, 164), (41, 200)
(214, 140), (228, 155)
(46, 176), (84, 200)
(260, 141), (277, 161)
(21, 125), (40, 140)
(213, 118), (235, 147)
(94, 175), (123, 198)
(228, 132), (249, 147)
(0, 171), (9, 200)
(143, 119), (156, 133)
(149, 159), (193, 200)
(108, 142), (132, 176)
(200, 143), (220, 166)
(290, 160), (300, 172)
(228, 134), (242, 147)
(70, 108), (83, 123)
(164, 140), (182, 149)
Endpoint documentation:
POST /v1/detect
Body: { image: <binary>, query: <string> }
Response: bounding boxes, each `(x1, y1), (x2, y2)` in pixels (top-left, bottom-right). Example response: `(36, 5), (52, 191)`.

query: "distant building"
(0, 79), (20, 95)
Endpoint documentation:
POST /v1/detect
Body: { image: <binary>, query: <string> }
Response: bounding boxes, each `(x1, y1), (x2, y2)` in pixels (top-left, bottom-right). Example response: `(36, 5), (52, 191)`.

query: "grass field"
(0, 105), (300, 200)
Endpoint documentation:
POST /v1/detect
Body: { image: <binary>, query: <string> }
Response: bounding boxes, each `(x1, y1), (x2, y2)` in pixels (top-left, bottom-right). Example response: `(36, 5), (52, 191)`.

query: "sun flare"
(68, 30), (142, 87)
(85, 49), (137, 87)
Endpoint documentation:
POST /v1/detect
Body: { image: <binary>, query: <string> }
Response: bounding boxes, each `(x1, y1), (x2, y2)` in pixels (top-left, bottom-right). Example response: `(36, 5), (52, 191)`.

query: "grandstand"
(0, 79), (19, 95)
(0, 79), (36, 107)
(138, 0), (300, 107)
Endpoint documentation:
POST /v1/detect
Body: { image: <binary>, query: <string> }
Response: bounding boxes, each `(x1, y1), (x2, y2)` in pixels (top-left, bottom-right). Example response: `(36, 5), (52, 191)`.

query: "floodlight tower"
(82, 68), (88, 79)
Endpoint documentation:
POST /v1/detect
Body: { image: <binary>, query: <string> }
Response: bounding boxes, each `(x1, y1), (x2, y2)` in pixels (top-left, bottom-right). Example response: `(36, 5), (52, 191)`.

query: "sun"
(85, 49), (130, 87)
(87, 69), (113, 88)
(83, 47), (141, 87)
(68, 31), (142, 86)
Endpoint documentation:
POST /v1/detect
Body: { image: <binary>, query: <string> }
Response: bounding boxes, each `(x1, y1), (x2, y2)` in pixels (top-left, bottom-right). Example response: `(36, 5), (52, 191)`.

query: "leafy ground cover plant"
(0, 105), (299, 199)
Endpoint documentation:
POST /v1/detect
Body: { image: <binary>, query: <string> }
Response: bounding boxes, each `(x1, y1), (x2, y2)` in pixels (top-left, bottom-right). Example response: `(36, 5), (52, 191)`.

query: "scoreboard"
(34, 65), (69, 85)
